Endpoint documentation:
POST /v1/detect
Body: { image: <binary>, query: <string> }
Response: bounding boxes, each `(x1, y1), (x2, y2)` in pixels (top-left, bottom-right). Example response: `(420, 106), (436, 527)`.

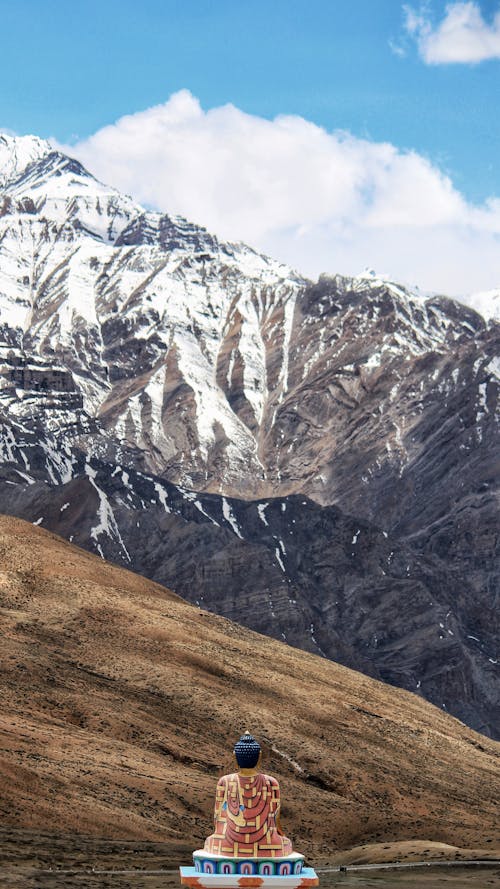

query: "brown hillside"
(0, 515), (499, 864)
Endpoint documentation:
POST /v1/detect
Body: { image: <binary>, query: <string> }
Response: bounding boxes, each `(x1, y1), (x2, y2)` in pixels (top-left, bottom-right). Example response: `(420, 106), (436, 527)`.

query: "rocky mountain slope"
(0, 133), (498, 737)
(1, 516), (499, 862)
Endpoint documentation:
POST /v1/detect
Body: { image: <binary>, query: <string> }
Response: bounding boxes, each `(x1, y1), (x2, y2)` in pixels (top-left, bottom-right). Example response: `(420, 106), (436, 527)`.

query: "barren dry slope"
(0, 516), (499, 864)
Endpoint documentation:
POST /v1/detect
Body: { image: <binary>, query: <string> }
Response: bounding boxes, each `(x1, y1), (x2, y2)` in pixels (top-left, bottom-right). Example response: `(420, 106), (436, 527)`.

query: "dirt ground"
(0, 830), (499, 889)
(329, 868), (500, 887)
(1, 865), (499, 889)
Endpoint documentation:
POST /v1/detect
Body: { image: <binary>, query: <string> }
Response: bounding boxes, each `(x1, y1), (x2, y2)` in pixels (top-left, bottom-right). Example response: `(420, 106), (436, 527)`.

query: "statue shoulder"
(263, 773), (280, 787)
(218, 772), (238, 785)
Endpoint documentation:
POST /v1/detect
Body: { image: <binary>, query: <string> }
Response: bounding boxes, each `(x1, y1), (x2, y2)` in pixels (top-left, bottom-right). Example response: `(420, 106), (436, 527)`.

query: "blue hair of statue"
(234, 732), (261, 768)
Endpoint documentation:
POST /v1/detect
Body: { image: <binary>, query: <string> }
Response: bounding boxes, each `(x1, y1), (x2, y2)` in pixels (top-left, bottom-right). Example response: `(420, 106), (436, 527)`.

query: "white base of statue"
(179, 866), (319, 888)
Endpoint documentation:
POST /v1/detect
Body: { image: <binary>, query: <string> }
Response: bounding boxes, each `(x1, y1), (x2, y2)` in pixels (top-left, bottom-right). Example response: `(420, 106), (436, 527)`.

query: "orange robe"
(204, 772), (293, 859)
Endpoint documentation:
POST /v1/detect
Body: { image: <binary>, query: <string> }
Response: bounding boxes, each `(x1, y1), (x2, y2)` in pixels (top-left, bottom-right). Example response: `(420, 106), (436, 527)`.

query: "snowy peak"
(0, 133), (52, 187)
(0, 134), (144, 249)
(0, 137), (304, 472)
(5, 148), (98, 195)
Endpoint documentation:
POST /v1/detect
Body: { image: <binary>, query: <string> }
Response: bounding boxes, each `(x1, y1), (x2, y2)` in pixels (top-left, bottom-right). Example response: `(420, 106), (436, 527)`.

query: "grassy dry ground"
(331, 839), (500, 865)
(0, 516), (499, 871)
(329, 868), (500, 887)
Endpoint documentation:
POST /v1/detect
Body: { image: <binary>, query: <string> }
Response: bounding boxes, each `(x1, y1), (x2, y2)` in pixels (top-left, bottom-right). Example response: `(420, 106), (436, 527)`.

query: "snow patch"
(86, 462), (131, 562)
(257, 502), (269, 526)
(222, 497), (243, 538)
(275, 548), (286, 572)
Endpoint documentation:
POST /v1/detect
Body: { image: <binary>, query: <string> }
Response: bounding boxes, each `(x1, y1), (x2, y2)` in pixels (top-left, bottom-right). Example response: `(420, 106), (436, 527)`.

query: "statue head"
(234, 731), (261, 769)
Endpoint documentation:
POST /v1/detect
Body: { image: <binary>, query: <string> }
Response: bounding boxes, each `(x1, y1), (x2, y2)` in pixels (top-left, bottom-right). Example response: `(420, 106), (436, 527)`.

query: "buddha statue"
(203, 731), (293, 859)
(185, 733), (318, 884)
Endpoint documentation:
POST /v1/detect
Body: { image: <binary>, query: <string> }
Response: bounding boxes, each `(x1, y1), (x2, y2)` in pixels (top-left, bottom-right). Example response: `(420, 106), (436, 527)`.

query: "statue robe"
(204, 772), (293, 858)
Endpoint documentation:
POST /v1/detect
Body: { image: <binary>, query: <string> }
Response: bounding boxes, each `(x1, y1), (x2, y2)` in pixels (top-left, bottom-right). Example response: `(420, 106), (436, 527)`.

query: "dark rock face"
(0, 135), (498, 738)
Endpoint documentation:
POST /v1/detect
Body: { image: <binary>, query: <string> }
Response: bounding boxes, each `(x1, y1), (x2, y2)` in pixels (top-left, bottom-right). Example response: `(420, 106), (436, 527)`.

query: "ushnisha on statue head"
(181, 730), (318, 885)
(233, 730), (262, 772)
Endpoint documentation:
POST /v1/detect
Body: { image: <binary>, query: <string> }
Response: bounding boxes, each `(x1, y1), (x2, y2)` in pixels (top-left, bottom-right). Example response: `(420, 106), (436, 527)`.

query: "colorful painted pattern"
(193, 858), (303, 875)
(180, 866), (319, 889)
(204, 773), (293, 858)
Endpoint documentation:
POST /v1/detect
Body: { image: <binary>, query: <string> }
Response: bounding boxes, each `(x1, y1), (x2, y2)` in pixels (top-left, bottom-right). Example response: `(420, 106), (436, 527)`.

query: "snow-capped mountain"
(0, 134), (499, 737)
(0, 133), (305, 490)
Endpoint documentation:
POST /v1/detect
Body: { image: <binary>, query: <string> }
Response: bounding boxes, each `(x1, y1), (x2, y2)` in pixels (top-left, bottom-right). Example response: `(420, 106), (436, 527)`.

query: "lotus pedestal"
(180, 851), (318, 889)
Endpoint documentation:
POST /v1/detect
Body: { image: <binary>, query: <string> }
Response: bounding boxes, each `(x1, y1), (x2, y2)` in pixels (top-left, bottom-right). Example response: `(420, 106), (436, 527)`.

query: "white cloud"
(56, 90), (500, 296)
(404, 2), (500, 64)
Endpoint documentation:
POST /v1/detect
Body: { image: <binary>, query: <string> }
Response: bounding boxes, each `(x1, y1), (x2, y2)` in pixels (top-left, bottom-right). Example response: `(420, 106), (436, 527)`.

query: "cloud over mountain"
(55, 89), (500, 295)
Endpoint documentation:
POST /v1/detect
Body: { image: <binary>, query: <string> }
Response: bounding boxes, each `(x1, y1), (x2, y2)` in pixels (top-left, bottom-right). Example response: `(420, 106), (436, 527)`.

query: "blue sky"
(1, 0), (500, 293)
